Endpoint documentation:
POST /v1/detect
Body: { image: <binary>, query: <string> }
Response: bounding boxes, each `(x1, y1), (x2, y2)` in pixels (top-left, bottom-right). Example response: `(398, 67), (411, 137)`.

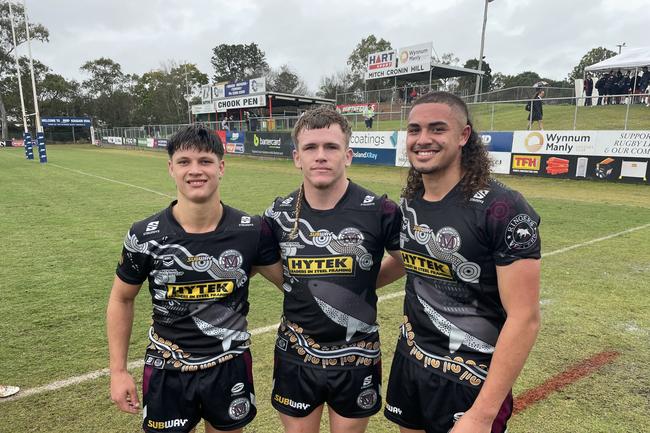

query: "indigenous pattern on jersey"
(397, 179), (541, 386)
(264, 182), (401, 369)
(116, 202), (279, 372)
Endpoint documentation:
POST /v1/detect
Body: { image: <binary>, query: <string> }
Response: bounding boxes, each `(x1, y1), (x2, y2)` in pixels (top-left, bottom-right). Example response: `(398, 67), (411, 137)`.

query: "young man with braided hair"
(263, 106), (402, 433)
(379, 91), (541, 433)
(107, 125), (281, 433)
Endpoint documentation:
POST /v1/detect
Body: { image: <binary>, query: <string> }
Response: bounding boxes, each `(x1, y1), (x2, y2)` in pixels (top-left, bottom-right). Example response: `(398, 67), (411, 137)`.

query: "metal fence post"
(624, 97), (631, 130)
(573, 96), (578, 130)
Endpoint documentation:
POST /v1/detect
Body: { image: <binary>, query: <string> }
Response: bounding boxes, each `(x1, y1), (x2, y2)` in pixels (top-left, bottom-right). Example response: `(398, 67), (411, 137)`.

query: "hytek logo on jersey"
(401, 251), (453, 280)
(167, 281), (234, 300)
(287, 256), (354, 275)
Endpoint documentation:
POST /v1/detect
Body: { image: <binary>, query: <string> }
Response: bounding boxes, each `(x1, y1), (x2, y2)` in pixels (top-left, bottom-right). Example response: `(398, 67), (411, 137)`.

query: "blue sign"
(352, 148), (396, 165)
(24, 132), (34, 160)
(225, 81), (250, 98)
(480, 132), (513, 153)
(41, 117), (92, 127)
(37, 132), (47, 163)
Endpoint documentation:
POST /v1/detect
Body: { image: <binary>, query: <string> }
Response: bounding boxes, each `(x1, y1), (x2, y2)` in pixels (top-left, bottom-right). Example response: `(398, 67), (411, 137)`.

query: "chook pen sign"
(365, 42), (432, 80)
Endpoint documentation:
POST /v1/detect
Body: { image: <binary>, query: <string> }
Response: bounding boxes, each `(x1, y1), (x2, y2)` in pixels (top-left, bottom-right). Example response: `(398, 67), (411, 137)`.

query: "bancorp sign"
(350, 132), (398, 149)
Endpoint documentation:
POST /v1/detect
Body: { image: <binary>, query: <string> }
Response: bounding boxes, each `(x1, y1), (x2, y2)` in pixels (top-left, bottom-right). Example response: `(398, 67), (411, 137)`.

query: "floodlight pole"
(616, 42), (626, 54)
(473, 0), (493, 103)
(8, 2), (28, 134)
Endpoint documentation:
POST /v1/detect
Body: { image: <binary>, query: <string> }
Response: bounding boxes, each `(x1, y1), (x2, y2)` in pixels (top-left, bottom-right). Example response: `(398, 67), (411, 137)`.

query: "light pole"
(473, 0), (494, 103)
(616, 42), (626, 54)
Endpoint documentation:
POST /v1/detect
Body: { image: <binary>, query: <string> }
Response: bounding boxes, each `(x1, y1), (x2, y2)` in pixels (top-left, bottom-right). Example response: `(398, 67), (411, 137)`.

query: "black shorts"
(142, 351), (256, 432)
(271, 355), (382, 418)
(384, 350), (512, 433)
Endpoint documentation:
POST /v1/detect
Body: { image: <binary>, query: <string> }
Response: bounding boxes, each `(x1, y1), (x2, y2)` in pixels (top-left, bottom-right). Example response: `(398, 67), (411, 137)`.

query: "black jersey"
(397, 179), (541, 387)
(116, 201), (279, 372)
(264, 181), (401, 369)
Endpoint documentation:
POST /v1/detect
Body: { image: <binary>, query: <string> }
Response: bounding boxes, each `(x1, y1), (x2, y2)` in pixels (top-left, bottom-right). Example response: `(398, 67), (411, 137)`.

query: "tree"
(568, 47), (617, 81)
(346, 35), (393, 92)
(267, 64), (308, 95)
(457, 58), (493, 95)
(211, 43), (269, 83)
(132, 62), (208, 124)
(317, 69), (355, 100)
(501, 71), (543, 88)
(436, 52), (460, 92)
(0, 1), (49, 138)
(80, 57), (125, 97)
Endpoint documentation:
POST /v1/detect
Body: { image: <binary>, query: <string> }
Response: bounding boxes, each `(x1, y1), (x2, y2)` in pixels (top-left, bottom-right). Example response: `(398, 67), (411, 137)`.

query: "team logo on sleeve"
(505, 214), (538, 249)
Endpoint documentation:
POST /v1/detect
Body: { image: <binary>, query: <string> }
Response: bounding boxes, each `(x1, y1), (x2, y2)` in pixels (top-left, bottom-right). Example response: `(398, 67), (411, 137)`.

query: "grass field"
(1, 145), (649, 433)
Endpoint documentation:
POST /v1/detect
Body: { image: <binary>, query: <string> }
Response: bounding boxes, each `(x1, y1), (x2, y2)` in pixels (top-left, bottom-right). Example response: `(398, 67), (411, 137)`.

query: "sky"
(22, 0), (650, 93)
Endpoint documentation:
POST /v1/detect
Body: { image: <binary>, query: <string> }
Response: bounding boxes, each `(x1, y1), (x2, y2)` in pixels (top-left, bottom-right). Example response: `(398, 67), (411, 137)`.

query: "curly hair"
(401, 91), (492, 200)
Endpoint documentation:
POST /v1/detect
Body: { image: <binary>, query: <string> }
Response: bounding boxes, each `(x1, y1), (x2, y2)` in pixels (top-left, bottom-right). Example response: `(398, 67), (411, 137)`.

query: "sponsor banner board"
(350, 131), (399, 150)
(481, 132), (513, 153)
(13, 139), (24, 147)
(41, 116), (92, 127)
(147, 138), (156, 148)
(0, 139), (12, 147)
(137, 138), (148, 147)
(191, 103), (216, 114)
(216, 94), (266, 113)
(365, 42), (432, 80)
(224, 77), (266, 98)
(225, 131), (246, 154)
(124, 138), (137, 145)
(336, 103), (378, 114)
(157, 139), (168, 148)
(489, 152), (511, 174)
(352, 148), (396, 166)
(244, 132), (293, 158)
(513, 130), (650, 158)
(200, 85), (212, 102)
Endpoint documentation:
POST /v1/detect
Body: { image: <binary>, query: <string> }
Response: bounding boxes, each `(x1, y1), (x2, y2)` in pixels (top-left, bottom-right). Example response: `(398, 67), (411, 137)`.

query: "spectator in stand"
(604, 70), (617, 104)
(595, 72), (608, 106)
(220, 116), (229, 131)
(584, 74), (594, 106)
(639, 66), (650, 106)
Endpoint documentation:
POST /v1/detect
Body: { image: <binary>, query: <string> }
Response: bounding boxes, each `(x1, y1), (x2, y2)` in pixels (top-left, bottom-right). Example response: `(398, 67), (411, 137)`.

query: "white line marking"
(541, 223), (650, 258)
(48, 163), (174, 199)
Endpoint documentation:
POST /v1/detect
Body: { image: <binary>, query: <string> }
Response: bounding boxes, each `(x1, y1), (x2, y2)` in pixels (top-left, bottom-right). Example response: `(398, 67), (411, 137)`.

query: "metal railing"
(98, 93), (650, 142)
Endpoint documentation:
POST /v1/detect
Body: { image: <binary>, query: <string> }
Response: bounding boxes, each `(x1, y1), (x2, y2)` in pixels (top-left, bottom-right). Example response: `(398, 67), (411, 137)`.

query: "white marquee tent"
(585, 47), (650, 73)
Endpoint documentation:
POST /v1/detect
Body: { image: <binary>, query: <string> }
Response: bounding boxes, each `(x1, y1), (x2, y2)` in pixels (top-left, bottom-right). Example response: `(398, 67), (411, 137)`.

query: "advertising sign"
(216, 94), (266, 112)
(365, 42), (432, 79)
(350, 131), (399, 149)
(244, 132), (293, 158)
(200, 85), (212, 102)
(225, 131), (245, 154)
(224, 77), (266, 98)
(488, 152), (511, 175)
(41, 117), (92, 127)
(191, 103), (216, 114)
(480, 132), (513, 153)
(336, 103), (378, 114)
(353, 148), (397, 166)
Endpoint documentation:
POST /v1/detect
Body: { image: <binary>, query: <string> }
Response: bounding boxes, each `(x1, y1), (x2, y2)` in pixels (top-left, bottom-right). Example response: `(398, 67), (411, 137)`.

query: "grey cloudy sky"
(24, 0), (649, 91)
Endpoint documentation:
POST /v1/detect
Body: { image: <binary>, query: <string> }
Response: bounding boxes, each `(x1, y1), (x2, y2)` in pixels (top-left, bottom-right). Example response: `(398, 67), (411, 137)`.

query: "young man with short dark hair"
(107, 124), (281, 433)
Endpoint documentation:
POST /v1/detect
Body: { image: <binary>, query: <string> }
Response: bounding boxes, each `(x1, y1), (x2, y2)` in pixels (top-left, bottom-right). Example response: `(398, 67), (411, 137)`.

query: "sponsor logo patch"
(401, 251), (453, 280)
(146, 418), (189, 429)
(287, 256), (354, 275)
(505, 214), (538, 250)
(231, 382), (245, 395)
(274, 394), (311, 410)
(167, 281), (234, 300)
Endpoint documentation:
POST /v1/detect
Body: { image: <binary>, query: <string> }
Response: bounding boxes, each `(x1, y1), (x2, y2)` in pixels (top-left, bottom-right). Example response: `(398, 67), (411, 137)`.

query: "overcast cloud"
(23, 0), (649, 91)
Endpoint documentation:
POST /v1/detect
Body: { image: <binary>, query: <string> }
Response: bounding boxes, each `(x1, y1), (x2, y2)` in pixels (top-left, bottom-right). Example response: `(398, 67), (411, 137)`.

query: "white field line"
(2, 158), (649, 402)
